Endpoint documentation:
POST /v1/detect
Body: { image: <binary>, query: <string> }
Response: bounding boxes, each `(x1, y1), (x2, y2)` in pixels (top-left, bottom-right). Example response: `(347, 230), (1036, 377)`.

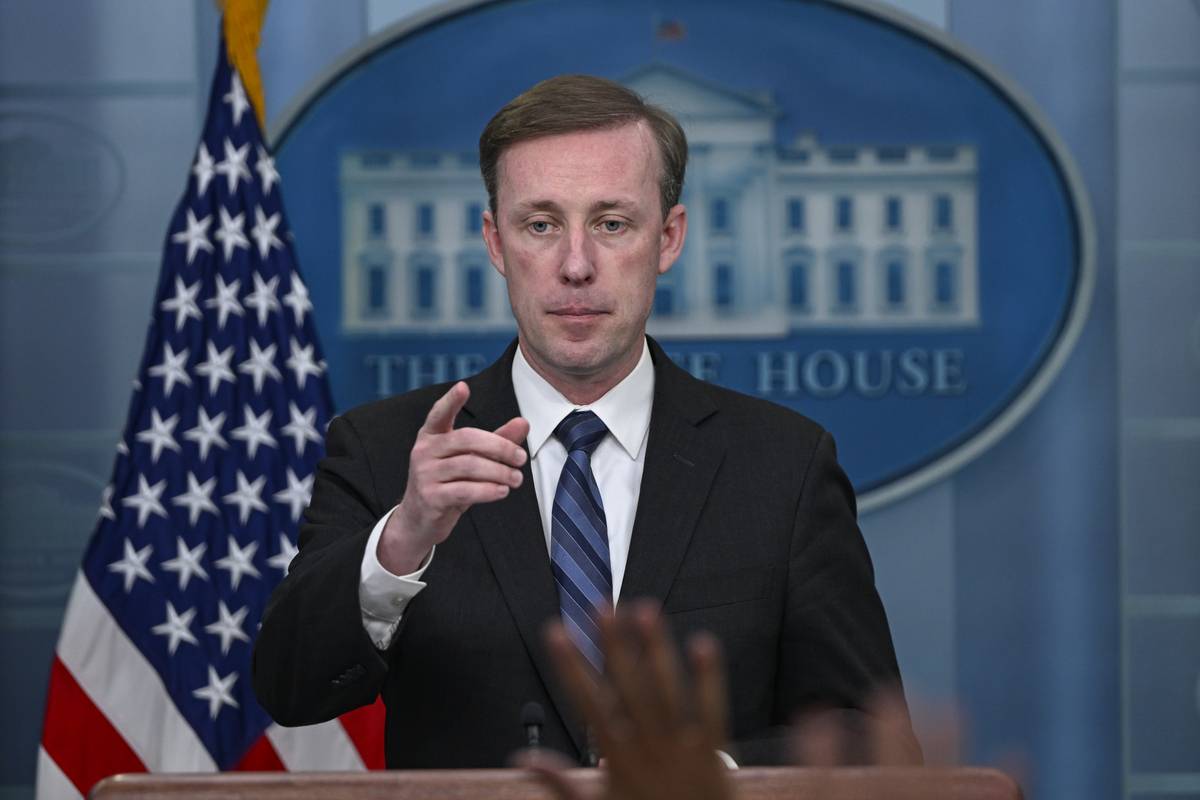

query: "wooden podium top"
(92, 767), (1022, 800)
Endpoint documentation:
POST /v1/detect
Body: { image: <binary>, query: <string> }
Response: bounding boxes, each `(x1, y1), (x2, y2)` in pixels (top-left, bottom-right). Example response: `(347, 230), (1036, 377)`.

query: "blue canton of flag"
(52, 39), (331, 777)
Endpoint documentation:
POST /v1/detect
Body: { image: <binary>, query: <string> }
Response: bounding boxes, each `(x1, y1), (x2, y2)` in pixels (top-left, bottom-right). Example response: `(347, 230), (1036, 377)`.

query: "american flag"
(36, 35), (382, 799)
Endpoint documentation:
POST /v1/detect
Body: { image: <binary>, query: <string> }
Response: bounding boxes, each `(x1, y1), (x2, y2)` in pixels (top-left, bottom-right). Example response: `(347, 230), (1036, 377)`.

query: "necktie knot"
(554, 410), (608, 456)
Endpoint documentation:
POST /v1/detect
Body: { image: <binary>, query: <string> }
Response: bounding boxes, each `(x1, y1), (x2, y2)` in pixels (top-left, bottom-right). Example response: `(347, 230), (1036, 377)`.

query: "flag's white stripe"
(266, 720), (366, 771)
(36, 746), (84, 800)
(56, 572), (217, 772)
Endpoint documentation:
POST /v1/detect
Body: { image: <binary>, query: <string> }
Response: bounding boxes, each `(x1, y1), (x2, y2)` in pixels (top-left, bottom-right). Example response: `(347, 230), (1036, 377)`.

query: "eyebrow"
(508, 198), (639, 218)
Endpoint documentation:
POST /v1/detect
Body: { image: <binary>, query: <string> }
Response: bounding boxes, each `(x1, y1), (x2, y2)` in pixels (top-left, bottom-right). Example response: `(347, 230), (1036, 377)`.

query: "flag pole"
(221, 0), (269, 132)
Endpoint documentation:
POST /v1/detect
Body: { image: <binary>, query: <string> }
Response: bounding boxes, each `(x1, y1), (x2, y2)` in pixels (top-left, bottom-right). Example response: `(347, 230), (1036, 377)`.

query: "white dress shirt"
(357, 339), (654, 650)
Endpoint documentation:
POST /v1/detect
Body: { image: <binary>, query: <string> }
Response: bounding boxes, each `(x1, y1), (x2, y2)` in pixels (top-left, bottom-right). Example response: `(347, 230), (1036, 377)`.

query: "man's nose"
(559, 228), (595, 285)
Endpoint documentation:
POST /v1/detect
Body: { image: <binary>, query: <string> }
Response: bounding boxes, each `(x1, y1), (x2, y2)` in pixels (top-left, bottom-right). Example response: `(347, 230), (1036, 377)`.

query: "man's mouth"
(549, 306), (607, 317)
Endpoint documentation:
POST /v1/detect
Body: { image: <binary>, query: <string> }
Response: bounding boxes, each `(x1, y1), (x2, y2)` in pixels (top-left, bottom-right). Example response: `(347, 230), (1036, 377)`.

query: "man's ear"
(657, 203), (688, 275)
(482, 208), (506, 277)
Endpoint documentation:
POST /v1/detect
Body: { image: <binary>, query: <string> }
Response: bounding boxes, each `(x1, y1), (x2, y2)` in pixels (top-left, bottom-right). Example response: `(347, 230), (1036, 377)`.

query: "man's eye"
(529, 221), (551, 234)
(600, 220), (625, 233)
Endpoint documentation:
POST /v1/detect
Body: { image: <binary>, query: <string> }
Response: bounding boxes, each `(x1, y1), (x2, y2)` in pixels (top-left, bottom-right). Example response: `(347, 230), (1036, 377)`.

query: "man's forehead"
(496, 122), (659, 184)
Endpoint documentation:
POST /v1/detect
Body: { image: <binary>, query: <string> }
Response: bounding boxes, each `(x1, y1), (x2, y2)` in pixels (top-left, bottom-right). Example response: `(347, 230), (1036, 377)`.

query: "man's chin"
(537, 341), (627, 381)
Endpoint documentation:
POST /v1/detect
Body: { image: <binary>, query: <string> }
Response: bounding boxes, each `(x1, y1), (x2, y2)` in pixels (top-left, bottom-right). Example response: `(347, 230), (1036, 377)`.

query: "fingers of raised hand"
(598, 604), (681, 738)
(494, 415), (532, 445)
(687, 632), (728, 748)
(427, 454), (523, 490)
(426, 426), (527, 468)
(420, 381), (470, 435)
(545, 622), (610, 739)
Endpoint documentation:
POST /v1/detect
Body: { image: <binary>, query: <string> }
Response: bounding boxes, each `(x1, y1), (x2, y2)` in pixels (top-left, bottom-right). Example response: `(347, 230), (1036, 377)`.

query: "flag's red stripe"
(233, 734), (286, 771)
(41, 656), (147, 795)
(338, 696), (386, 770)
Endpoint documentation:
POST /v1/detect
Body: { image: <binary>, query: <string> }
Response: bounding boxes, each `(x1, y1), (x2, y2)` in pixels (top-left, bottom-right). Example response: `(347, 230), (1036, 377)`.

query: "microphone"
(521, 701), (545, 748)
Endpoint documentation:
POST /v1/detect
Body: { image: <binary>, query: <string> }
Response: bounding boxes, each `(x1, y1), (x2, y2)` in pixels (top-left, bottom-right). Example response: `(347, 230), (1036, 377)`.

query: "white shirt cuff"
(359, 504), (434, 649)
(716, 749), (739, 769)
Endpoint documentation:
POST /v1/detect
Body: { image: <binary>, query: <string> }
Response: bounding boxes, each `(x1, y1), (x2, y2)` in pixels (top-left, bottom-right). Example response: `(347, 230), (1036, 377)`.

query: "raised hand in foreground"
(378, 381), (529, 574)
(522, 602), (735, 800)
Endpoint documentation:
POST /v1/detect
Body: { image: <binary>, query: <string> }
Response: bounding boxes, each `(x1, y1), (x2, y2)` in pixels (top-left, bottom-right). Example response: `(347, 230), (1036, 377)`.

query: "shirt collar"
(512, 338), (654, 460)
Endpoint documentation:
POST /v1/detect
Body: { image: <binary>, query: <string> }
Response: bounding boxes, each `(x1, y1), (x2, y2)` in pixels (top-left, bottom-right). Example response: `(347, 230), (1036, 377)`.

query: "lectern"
(92, 767), (1022, 799)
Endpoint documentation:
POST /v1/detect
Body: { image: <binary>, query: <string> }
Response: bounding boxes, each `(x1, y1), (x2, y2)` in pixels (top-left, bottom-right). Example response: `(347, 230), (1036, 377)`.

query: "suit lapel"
(619, 338), (725, 604)
(457, 343), (587, 756)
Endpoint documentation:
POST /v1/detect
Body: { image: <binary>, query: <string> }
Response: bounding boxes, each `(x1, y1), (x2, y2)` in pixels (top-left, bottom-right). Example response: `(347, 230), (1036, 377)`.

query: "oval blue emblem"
(272, 0), (1093, 510)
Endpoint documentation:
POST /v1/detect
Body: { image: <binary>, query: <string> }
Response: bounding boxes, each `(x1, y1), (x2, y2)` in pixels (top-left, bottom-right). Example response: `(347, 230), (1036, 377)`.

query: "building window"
(465, 203), (482, 235)
(833, 259), (857, 311)
(363, 262), (388, 317)
(713, 263), (734, 310)
(416, 203), (436, 237)
(654, 285), (676, 316)
(462, 263), (486, 314)
(367, 204), (386, 239)
(786, 198), (806, 233)
(933, 259), (958, 310)
(884, 258), (906, 309)
(787, 254), (811, 311)
(835, 196), (854, 233)
(653, 262), (682, 318)
(884, 196), (903, 232)
(710, 198), (731, 234)
(410, 255), (439, 316)
(933, 194), (954, 232)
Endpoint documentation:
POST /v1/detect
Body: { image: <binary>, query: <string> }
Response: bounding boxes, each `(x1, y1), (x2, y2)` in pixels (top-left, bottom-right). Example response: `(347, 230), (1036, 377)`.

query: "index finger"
(688, 631), (729, 749)
(543, 622), (611, 742)
(421, 381), (469, 435)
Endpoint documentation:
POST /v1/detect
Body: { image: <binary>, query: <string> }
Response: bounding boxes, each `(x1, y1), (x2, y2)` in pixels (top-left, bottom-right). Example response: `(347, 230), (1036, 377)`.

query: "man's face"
(482, 121), (687, 392)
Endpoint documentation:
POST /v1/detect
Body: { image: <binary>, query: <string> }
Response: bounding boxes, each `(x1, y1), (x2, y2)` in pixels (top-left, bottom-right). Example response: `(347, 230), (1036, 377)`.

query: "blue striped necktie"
(550, 410), (612, 671)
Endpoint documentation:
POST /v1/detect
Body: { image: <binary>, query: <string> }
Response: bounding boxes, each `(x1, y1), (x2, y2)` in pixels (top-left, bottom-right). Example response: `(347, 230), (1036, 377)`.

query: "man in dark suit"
(253, 74), (914, 768)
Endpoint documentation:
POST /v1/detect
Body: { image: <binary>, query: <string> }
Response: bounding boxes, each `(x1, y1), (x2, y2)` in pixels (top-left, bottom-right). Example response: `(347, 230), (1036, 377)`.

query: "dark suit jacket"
(253, 337), (913, 767)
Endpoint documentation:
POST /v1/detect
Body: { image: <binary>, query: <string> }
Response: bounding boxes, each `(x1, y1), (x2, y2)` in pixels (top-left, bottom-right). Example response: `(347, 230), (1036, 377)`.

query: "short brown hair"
(479, 74), (688, 219)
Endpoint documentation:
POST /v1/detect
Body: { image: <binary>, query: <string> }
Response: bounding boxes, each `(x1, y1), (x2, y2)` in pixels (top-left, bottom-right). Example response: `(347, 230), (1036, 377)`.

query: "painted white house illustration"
(339, 65), (979, 336)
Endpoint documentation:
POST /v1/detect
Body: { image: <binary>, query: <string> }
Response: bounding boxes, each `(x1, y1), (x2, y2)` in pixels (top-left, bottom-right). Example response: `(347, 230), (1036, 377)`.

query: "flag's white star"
(222, 471), (268, 525)
(193, 666), (239, 720)
(135, 408), (181, 464)
(244, 272), (280, 327)
(192, 142), (216, 194)
(204, 600), (250, 655)
(170, 209), (213, 266)
(250, 206), (283, 260)
(214, 532), (261, 588)
(148, 342), (191, 397)
(108, 538), (155, 592)
(281, 402), (322, 456)
(152, 601), (199, 655)
(183, 407), (228, 461)
(273, 468), (313, 522)
(223, 73), (251, 126)
(281, 273), (312, 326)
(171, 473), (219, 526)
(161, 536), (209, 590)
(256, 145), (280, 195)
(231, 405), (277, 458)
(204, 275), (244, 331)
(238, 339), (281, 393)
(195, 342), (236, 396)
(267, 534), (300, 574)
(116, 439), (130, 457)
(160, 276), (203, 332)
(99, 484), (116, 521)
(214, 206), (250, 262)
(285, 338), (324, 390)
(121, 475), (168, 527)
(215, 138), (251, 194)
